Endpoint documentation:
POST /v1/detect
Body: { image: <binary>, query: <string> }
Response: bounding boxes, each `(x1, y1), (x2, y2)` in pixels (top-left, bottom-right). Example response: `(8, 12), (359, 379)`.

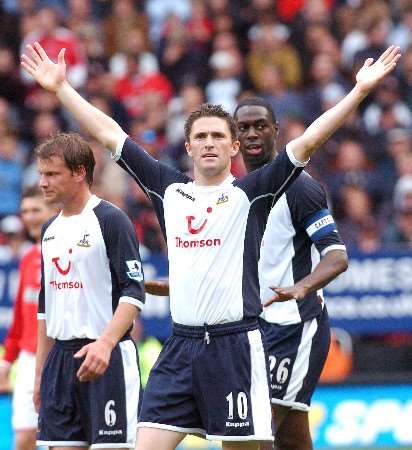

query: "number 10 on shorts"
(226, 392), (248, 420)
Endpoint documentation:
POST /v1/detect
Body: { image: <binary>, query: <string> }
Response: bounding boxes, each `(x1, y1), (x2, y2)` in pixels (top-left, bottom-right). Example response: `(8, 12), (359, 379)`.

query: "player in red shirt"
(0, 186), (57, 450)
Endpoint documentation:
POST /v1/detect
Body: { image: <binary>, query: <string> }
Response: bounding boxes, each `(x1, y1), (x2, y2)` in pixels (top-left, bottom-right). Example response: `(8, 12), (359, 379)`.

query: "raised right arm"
(21, 43), (123, 154)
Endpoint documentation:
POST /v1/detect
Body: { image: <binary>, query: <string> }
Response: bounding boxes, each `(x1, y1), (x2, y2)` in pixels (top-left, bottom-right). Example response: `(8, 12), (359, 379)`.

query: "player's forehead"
(235, 105), (271, 124)
(37, 154), (68, 171)
(191, 116), (231, 136)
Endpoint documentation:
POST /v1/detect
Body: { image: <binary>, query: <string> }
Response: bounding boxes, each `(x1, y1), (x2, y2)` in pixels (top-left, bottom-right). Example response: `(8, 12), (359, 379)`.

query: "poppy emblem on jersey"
(126, 260), (143, 282)
(52, 248), (72, 276)
(186, 207), (212, 234)
(77, 232), (91, 247)
(216, 193), (228, 205)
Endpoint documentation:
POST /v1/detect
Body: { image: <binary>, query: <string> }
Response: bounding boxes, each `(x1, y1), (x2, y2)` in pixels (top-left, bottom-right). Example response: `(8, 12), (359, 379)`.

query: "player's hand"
(33, 375), (41, 413)
(21, 42), (67, 93)
(74, 338), (113, 382)
(145, 280), (170, 296)
(355, 46), (401, 93)
(263, 285), (307, 307)
(0, 365), (11, 393)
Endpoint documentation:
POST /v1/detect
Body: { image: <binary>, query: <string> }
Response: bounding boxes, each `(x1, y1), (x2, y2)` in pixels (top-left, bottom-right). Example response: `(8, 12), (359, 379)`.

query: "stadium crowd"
(0, 0), (411, 253)
(0, 0), (411, 391)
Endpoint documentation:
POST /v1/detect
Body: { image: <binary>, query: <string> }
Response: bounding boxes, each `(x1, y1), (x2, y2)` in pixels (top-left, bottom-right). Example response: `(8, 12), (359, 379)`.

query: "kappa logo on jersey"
(77, 232), (91, 247)
(216, 193), (229, 205)
(126, 260), (143, 282)
(176, 188), (195, 202)
(52, 248), (72, 275)
(186, 207), (212, 234)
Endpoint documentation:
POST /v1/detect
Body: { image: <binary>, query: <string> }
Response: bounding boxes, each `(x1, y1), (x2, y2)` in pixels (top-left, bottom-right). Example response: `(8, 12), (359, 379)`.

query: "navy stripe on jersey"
(38, 215), (59, 316)
(260, 172), (346, 324)
(93, 200), (145, 313)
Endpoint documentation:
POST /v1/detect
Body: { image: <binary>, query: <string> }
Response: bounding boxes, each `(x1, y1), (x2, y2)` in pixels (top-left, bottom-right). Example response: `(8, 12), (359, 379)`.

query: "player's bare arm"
(288, 46), (401, 162)
(21, 42), (123, 154)
(74, 302), (139, 382)
(145, 280), (170, 296)
(264, 249), (348, 306)
(34, 320), (54, 412)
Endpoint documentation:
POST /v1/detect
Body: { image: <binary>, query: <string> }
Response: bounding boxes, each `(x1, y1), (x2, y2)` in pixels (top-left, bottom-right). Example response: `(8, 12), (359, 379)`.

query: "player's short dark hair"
(184, 103), (238, 142)
(233, 97), (277, 124)
(35, 132), (95, 187)
(22, 185), (43, 200)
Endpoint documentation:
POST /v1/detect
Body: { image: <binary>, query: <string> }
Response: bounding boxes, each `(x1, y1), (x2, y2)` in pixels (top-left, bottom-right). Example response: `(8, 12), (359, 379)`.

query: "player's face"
(185, 117), (239, 183)
(21, 196), (55, 242)
(37, 155), (78, 207)
(235, 105), (278, 171)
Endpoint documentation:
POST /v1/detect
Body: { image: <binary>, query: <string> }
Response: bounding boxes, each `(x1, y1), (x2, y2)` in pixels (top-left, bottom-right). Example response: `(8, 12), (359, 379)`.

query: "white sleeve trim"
(321, 244), (347, 256)
(111, 131), (129, 162)
(286, 144), (309, 167)
(119, 296), (144, 311)
(37, 313), (46, 320)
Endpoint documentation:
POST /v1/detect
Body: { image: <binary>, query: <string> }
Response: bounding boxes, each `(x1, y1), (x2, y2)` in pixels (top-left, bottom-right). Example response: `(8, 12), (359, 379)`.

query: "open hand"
(355, 45), (401, 93)
(263, 285), (307, 307)
(21, 42), (67, 93)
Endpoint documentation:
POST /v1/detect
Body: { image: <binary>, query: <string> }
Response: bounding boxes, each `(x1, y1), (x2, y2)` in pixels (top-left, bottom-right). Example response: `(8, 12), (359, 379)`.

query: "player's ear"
(73, 165), (87, 182)
(185, 141), (193, 157)
(231, 140), (240, 157)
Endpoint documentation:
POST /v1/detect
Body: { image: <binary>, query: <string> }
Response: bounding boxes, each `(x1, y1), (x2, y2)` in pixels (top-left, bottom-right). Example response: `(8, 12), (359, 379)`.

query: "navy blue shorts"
(260, 306), (330, 411)
(37, 338), (141, 448)
(138, 319), (273, 442)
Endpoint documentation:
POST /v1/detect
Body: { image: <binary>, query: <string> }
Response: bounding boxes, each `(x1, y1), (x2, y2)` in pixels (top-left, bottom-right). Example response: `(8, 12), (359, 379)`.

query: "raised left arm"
(289, 46), (401, 162)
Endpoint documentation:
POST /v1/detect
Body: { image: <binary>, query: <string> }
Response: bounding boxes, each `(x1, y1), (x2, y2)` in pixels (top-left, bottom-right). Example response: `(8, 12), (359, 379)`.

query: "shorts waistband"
(55, 334), (131, 350)
(173, 318), (259, 339)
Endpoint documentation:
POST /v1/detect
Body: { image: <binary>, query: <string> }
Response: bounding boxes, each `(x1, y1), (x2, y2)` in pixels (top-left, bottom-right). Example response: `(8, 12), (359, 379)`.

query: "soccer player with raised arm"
(21, 43), (400, 450)
(234, 97), (348, 450)
(33, 133), (145, 449)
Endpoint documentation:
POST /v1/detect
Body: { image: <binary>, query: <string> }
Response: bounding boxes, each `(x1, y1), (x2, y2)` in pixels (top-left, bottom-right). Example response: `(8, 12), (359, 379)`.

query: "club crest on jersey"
(126, 260), (143, 282)
(77, 232), (91, 247)
(216, 193), (229, 205)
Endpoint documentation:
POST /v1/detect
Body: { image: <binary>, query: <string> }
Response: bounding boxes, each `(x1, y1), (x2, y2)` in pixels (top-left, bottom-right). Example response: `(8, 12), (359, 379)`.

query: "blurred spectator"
(0, 215), (29, 260)
(145, 0), (191, 45)
(398, 43), (412, 111)
(114, 52), (173, 117)
(158, 15), (208, 91)
(388, 3), (412, 52)
(103, 0), (148, 57)
(362, 75), (412, 135)
(260, 64), (304, 125)
(0, 46), (26, 107)
(206, 50), (242, 113)
(109, 28), (158, 78)
(336, 183), (380, 252)
(21, 6), (87, 88)
(247, 22), (302, 91)
(383, 175), (412, 248)
(0, 133), (24, 217)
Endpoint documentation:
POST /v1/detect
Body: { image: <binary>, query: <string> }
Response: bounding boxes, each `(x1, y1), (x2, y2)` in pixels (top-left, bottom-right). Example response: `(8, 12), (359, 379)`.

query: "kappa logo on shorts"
(126, 260), (143, 282)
